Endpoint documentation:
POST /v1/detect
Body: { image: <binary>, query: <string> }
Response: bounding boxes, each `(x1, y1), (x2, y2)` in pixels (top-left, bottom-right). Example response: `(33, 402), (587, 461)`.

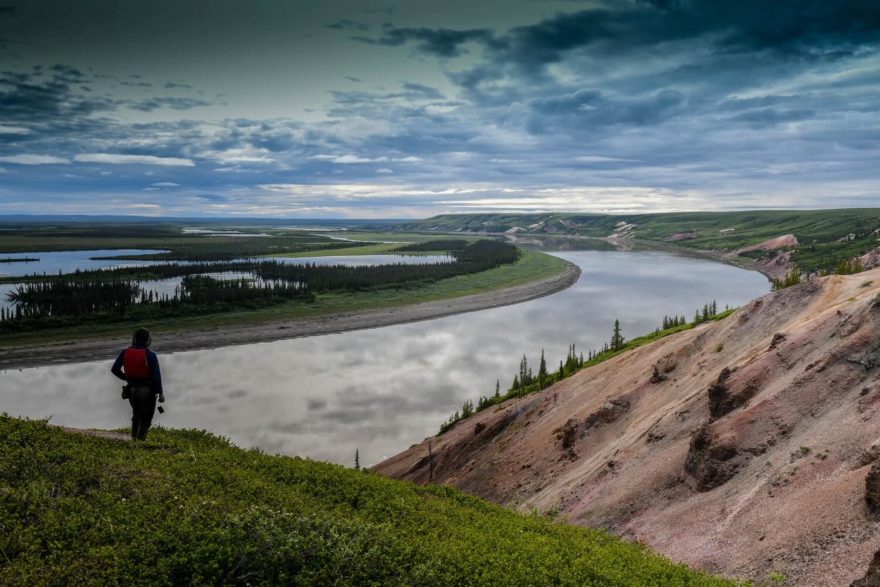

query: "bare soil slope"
(375, 268), (880, 586)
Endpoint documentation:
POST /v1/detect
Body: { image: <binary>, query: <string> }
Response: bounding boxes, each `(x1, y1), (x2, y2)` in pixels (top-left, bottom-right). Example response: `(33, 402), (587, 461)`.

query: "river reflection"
(0, 250), (768, 466)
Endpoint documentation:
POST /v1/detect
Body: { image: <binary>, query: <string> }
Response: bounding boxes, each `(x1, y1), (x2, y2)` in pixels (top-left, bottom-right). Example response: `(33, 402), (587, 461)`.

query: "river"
(0, 249), (769, 466)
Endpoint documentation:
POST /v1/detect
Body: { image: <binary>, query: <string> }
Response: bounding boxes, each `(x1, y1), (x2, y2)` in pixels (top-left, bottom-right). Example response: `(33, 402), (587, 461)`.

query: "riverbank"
(0, 253), (579, 370)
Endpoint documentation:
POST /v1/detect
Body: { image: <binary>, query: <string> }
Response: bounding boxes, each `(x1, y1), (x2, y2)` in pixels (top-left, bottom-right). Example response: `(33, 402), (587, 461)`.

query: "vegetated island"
(0, 415), (733, 586)
(374, 266), (880, 586)
(0, 229), (579, 369)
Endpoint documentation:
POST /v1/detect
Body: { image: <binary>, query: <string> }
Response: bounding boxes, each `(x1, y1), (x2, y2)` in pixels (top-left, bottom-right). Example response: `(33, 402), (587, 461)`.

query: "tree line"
(0, 275), (312, 332)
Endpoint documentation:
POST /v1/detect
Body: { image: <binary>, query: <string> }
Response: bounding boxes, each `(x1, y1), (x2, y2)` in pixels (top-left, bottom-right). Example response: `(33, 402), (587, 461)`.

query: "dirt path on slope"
(0, 262), (580, 370)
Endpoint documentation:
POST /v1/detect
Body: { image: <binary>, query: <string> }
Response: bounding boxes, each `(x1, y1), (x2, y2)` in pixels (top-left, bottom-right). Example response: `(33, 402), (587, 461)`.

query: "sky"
(1, 0), (879, 218)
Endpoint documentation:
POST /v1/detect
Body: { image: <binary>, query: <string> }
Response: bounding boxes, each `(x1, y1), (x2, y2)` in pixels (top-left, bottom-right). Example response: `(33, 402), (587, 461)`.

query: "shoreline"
(0, 261), (581, 370)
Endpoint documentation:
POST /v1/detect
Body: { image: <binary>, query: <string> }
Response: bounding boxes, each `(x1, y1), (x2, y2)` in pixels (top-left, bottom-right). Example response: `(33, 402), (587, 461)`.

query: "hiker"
(111, 328), (165, 440)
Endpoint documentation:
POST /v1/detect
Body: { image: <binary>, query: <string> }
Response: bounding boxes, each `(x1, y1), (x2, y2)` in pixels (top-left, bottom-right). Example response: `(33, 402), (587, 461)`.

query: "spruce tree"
(538, 349), (548, 388)
(610, 319), (625, 351)
(355, 449), (360, 470)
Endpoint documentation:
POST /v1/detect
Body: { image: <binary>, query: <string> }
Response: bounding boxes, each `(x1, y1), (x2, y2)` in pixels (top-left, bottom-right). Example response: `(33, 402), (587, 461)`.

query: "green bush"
(0, 415), (734, 586)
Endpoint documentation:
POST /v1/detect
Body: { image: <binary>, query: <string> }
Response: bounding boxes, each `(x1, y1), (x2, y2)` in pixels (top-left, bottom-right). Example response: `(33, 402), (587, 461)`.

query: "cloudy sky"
(1, 1), (879, 218)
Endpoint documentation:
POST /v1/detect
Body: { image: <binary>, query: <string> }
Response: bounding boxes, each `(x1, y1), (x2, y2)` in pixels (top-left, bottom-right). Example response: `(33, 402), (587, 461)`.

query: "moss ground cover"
(0, 415), (734, 586)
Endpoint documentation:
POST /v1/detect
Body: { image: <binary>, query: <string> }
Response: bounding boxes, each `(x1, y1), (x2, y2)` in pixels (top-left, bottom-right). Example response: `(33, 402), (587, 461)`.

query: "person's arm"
(111, 350), (126, 381)
(147, 350), (164, 400)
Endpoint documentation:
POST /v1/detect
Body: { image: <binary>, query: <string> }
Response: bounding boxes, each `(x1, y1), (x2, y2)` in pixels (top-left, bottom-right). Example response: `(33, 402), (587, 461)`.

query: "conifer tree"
(355, 449), (360, 470)
(610, 319), (625, 351)
(538, 349), (548, 388)
(519, 355), (530, 388)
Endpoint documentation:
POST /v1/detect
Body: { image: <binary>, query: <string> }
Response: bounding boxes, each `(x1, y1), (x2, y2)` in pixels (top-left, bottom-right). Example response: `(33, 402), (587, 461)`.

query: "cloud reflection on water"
(1, 250), (769, 466)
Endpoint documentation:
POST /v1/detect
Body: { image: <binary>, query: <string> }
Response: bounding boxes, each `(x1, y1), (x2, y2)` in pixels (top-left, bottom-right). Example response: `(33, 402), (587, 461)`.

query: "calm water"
(0, 250), (768, 466)
(0, 249), (168, 277)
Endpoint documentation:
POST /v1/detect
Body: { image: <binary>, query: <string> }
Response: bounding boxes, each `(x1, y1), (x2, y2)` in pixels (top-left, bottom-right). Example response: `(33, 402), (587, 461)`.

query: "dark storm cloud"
(119, 80), (151, 88)
(324, 19), (369, 31)
(355, 26), (494, 57)
(0, 67), (118, 125)
(129, 96), (212, 112)
(374, 1), (880, 67)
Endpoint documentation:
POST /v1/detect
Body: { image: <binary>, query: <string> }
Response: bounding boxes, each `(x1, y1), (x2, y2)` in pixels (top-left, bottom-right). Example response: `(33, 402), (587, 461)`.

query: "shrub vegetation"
(0, 415), (733, 586)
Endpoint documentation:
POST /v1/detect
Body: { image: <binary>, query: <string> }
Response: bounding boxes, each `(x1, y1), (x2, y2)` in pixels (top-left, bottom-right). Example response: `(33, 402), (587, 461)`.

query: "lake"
(0, 249), (169, 277)
(0, 249), (769, 466)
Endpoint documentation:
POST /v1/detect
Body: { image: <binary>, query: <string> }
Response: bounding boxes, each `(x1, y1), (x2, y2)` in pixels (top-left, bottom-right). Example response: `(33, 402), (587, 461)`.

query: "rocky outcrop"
(584, 398), (630, 429)
(866, 460), (880, 515)
(853, 551), (880, 587)
(706, 368), (732, 418)
(554, 399), (631, 459)
(858, 245), (880, 272)
(707, 366), (763, 420)
(684, 425), (741, 491)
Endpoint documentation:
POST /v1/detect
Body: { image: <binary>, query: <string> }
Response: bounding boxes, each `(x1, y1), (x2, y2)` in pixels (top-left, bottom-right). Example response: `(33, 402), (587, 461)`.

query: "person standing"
(111, 328), (165, 440)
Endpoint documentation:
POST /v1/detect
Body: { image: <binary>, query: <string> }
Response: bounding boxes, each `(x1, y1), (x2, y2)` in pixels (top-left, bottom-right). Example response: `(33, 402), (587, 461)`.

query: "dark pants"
(129, 385), (157, 440)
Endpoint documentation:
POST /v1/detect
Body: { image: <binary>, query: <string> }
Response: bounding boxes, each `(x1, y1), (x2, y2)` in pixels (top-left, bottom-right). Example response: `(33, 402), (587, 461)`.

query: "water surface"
(0, 249), (168, 277)
(1, 250), (769, 466)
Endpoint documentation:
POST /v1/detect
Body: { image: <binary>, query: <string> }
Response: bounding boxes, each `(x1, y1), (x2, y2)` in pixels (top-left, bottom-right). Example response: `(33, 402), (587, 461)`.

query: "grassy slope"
(0, 416), (733, 586)
(0, 249), (569, 347)
(401, 210), (880, 272)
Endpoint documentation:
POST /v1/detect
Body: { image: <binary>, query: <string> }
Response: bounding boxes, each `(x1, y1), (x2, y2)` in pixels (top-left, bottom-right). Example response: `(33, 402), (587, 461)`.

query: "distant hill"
(0, 416), (730, 586)
(398, 209), (880, 275)
(376, 267), (880, 585)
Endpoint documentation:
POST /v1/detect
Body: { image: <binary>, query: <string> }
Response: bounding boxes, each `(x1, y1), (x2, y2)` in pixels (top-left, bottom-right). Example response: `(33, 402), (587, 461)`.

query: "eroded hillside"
(375, 268), (880, 586)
